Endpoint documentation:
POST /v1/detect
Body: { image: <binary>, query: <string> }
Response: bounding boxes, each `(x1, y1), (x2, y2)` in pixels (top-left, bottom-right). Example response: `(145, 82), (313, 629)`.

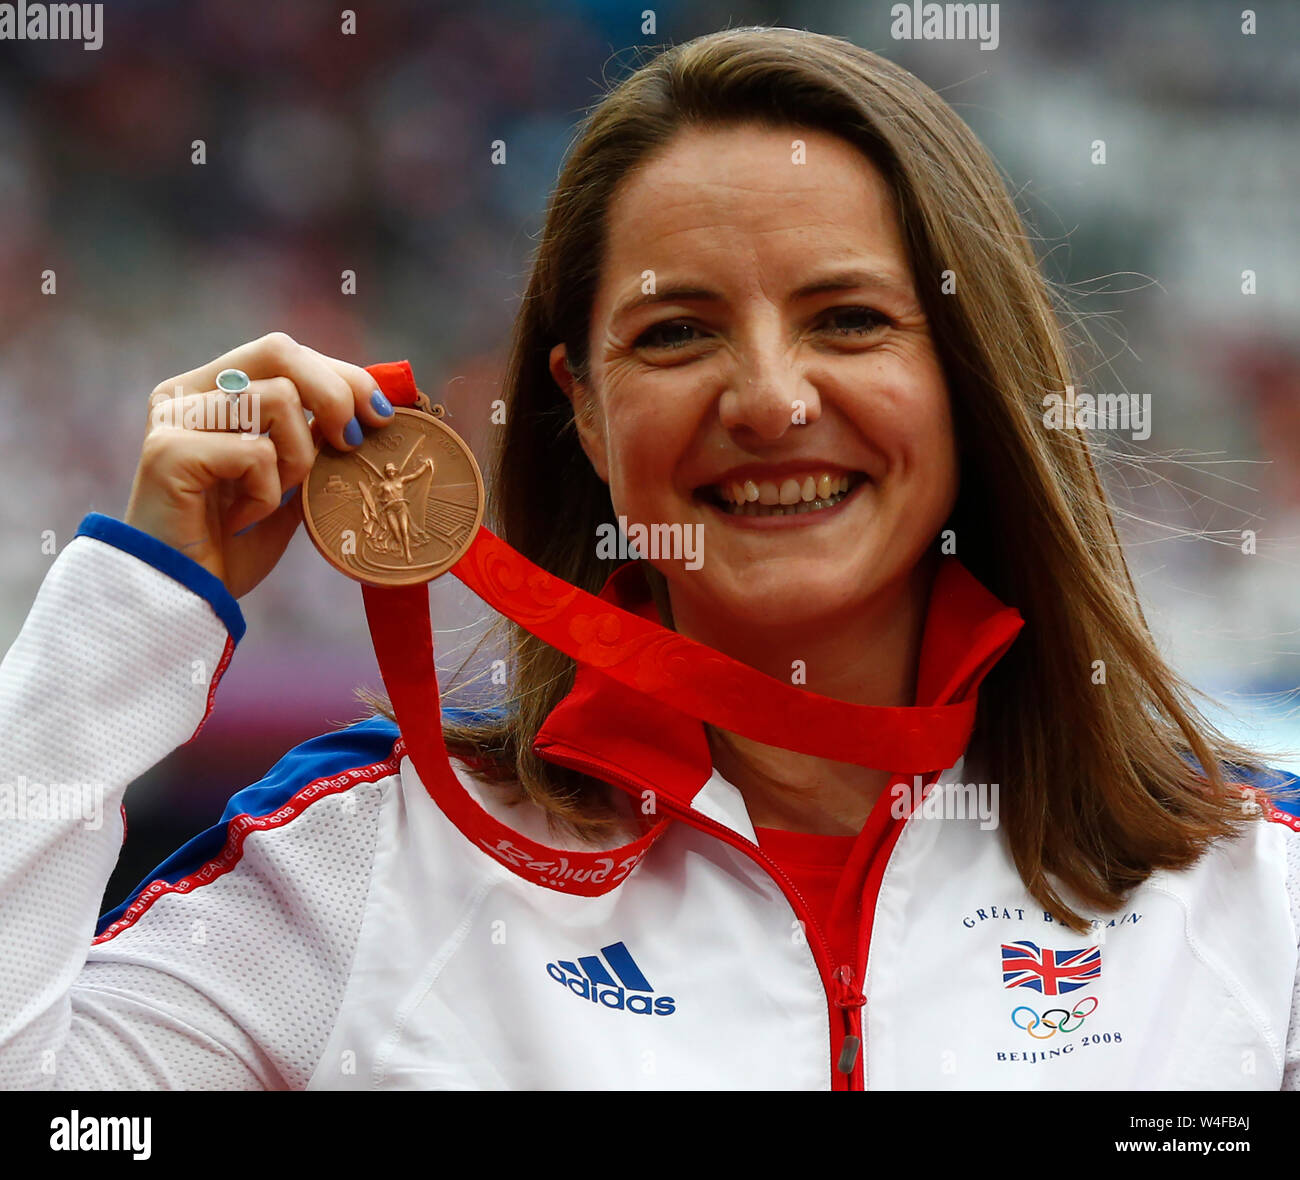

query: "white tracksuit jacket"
(2, 512), (1299, 1091)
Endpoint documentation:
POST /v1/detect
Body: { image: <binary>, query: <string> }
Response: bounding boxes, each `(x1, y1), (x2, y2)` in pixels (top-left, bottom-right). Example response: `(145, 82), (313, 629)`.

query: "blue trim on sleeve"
(75, 512), (246, 644)
(96, 714), (403, 936)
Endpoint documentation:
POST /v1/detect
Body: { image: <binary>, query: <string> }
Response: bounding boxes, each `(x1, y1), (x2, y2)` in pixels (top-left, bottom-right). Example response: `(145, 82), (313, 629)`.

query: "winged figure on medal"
(320, 436), (435, 566)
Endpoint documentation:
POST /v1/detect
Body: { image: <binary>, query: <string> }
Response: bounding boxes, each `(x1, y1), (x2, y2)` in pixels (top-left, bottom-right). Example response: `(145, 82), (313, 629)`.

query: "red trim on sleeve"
(183, 634), (236, 746)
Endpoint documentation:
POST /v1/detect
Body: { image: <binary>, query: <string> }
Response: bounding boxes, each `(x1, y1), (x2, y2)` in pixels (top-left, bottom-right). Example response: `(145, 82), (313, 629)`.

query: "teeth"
(713, 471), (857, 506)
(711, 472), (859, 516)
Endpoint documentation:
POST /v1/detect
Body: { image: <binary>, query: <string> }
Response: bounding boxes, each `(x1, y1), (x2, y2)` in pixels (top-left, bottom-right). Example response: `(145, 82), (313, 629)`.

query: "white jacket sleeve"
(0, 513), (391, 1090)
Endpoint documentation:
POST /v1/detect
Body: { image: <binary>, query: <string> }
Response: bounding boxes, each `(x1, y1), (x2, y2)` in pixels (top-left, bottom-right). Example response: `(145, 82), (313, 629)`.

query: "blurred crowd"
(0, 0), (1296, 897)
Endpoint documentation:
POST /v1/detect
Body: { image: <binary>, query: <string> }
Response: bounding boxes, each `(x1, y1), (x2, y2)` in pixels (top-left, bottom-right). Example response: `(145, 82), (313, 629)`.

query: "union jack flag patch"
(1001, 941), (1101, 995)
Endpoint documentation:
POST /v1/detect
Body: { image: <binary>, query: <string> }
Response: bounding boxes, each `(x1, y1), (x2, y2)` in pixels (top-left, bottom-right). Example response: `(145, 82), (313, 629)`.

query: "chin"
(672, 565), (876, 633)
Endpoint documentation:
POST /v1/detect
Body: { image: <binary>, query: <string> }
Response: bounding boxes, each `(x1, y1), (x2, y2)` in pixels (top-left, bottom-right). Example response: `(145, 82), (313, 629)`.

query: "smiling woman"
(547, 122), (960, 830)
(4, 23), (1299, 1094)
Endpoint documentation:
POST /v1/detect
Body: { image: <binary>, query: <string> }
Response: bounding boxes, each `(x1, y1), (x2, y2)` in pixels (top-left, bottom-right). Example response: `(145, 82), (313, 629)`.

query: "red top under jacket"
(754, 782), (899, 977)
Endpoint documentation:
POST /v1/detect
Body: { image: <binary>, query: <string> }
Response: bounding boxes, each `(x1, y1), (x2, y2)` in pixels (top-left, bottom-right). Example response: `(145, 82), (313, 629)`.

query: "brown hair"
(356, 26), (1293, 932)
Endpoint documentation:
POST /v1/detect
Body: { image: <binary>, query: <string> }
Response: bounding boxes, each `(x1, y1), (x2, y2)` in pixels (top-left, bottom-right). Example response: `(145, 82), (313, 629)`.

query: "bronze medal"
(302, 405), (484, 586)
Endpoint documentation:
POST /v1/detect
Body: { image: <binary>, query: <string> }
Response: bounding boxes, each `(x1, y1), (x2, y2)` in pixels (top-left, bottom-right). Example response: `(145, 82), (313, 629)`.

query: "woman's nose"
(717, 343), (821, 441)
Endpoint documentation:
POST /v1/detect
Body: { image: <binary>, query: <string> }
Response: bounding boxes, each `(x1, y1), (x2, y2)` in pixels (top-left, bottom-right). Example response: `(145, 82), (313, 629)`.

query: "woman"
(1, 27), (1296, 1091)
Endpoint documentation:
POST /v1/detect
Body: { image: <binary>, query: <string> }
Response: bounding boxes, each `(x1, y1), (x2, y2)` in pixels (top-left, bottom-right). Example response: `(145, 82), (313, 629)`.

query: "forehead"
(602, 123), (900, 262)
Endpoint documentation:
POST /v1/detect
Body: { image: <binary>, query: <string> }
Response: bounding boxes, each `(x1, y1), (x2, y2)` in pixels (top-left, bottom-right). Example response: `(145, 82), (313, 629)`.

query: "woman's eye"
(822, 307), (889, 337)
(633, 320), (702, 351)
(633, 307), (888, 352)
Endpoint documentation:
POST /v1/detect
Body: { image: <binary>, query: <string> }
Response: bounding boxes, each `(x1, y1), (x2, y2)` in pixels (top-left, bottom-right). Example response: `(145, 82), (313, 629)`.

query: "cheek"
(920, 390), (959, 490)
(916, 401), (961, 527)
(872, 354), (958, 510)
(600, 381), (694, 497)
(857, 345), (953, 453)
(900, 345), (954, 454)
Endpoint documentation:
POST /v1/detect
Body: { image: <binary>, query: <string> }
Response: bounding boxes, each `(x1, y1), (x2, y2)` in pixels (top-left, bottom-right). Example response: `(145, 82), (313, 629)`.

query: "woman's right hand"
(125, 332), (397, 599)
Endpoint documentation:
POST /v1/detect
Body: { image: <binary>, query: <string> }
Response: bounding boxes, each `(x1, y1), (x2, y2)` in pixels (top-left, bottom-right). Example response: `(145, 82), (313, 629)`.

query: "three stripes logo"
(546, 941), (676, 1016)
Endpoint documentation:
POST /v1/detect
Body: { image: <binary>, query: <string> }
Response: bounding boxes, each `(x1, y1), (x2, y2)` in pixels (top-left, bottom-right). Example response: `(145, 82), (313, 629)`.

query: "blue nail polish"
(280, 487), (297, 506)
(371, 390), (393, 417)
(344, 417), (364, 446)
(234, 521), (257, 537)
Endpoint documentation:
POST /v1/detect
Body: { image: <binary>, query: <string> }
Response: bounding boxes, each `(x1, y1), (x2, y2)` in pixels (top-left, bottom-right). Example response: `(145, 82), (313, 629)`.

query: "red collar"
(530, 556), (1024, 812)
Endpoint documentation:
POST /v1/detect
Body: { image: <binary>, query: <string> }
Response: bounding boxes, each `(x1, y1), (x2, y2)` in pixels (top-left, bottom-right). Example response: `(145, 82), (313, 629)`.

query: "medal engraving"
(303, 407), (484, 585)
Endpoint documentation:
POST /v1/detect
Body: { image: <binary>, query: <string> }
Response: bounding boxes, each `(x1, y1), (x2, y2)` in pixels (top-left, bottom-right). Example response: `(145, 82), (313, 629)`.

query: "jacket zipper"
(537, 740), (869, 1091)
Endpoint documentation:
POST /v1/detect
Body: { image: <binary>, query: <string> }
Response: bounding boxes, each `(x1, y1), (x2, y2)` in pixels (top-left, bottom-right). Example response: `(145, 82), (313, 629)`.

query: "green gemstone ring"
(215, 368), (251, 396)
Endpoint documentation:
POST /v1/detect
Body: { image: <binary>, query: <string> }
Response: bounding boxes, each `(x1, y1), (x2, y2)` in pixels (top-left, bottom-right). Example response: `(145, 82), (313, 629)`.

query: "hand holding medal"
(125, 334), (396, 599)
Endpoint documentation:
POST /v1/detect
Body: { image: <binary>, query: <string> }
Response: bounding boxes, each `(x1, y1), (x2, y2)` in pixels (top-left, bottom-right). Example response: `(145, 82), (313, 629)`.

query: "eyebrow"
(611, 267), (914, 321)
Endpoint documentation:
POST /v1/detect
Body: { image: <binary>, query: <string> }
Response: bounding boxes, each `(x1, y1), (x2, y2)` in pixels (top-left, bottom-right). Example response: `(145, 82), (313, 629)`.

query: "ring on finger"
(216, 368), (251, 400)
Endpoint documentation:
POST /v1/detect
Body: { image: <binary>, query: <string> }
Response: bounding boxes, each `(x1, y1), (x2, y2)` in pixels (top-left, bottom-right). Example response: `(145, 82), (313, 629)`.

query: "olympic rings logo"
(1010, 996), (1098, 1039)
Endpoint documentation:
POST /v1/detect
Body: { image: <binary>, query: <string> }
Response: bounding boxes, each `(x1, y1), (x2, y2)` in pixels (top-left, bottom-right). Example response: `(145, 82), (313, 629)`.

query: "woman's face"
(550, 122), (959, 633)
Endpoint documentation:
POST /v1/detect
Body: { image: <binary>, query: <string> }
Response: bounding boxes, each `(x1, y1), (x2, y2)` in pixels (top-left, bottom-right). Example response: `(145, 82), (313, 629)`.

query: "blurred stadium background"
(0, 0), (1297, 912)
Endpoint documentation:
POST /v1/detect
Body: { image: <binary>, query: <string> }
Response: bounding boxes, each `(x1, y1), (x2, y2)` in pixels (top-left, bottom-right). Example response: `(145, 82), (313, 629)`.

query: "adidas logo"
(546, 941), (677, 1016)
